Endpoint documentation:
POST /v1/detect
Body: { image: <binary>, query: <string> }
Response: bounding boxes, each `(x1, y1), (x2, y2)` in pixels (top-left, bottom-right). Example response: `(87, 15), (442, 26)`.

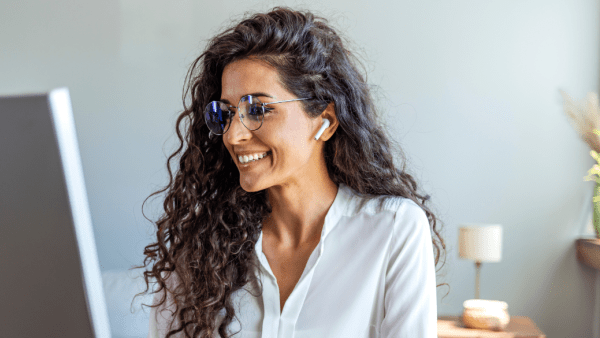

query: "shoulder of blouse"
(344, 188), (410, 218)
(345, 189), (429, 245)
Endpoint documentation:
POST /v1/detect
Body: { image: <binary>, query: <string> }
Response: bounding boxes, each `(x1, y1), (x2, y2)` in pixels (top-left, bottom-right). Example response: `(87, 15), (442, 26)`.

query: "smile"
(238, 151), (272, 165)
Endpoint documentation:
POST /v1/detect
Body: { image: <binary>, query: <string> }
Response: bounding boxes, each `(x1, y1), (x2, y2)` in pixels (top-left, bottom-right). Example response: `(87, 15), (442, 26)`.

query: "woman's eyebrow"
(219, 92), (274, 104)
(248, 92), (274, 99)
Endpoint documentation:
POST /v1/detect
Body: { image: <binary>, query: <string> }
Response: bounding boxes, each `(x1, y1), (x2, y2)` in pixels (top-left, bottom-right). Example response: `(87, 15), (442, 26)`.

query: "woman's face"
(220, 58), (323, 192)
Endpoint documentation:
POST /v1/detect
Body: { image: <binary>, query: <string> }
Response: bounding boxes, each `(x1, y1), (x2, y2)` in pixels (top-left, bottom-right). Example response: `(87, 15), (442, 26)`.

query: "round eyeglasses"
(204, 95), (311, 135)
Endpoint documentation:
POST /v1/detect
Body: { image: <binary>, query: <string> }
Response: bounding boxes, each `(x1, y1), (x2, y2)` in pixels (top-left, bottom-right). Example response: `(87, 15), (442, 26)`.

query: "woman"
(137, 7), (446, 338)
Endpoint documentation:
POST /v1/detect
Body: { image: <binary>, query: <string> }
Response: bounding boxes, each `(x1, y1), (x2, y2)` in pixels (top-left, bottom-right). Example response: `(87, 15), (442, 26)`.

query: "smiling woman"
(133, 7), (447, 338)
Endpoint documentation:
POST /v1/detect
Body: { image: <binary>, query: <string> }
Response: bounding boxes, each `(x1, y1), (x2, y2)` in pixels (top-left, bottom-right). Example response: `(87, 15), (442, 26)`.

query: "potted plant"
(561, 91), (600, 238)
(584, 131), (600, 238)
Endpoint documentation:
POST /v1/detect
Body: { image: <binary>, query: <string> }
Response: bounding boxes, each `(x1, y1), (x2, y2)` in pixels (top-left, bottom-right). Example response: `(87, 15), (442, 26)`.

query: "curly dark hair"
(133, 7), (447, 338)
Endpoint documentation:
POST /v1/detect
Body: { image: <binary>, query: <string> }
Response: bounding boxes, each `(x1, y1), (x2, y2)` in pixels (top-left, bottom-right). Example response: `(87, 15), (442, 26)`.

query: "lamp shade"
(458, 224), (503, 262)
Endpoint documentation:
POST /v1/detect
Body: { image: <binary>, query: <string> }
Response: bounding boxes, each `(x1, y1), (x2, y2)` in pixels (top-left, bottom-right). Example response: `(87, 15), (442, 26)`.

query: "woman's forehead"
(220, 59), (286, 102)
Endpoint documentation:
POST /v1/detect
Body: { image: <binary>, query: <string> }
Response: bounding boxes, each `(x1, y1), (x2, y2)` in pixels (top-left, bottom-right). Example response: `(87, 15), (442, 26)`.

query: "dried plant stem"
(560, 90), (600, 153)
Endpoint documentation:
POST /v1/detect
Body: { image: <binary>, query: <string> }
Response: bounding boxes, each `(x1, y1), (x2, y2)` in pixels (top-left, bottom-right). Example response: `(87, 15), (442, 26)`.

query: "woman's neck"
(263, 178), (338, 249)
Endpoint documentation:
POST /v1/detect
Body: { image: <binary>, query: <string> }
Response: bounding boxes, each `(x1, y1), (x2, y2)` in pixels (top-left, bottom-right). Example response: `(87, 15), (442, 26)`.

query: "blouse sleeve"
(147, 291), (161, 338)
(147, 272), (184, 338)
(380, 200), (438, 337)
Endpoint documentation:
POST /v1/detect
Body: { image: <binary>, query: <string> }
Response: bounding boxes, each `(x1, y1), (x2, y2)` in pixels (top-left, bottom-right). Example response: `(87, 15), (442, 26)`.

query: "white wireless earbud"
(314, 118), (330, 141)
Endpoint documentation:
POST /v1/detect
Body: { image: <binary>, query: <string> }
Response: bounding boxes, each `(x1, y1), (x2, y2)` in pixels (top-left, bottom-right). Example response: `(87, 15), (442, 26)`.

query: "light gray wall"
(2, 0), (598, 336)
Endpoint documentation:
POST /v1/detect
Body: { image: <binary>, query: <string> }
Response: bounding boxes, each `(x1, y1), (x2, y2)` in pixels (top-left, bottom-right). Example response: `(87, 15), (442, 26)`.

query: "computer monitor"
(0, 88), (111, 337)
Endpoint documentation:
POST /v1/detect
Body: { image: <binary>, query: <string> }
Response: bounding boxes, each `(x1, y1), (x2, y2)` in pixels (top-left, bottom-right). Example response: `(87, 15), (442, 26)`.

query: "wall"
(1, 0), (598, 336)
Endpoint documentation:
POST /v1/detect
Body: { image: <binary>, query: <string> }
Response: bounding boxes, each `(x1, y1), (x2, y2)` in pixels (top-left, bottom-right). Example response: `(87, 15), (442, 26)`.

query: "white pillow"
(102, 269), (157, 338)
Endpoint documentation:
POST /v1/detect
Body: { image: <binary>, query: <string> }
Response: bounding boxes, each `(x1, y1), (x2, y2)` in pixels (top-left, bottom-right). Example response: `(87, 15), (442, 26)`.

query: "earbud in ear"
(314, 118), (330, 141)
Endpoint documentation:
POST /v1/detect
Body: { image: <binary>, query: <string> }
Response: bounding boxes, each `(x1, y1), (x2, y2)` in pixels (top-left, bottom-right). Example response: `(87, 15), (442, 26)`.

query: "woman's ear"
(317, 102), (338, 141)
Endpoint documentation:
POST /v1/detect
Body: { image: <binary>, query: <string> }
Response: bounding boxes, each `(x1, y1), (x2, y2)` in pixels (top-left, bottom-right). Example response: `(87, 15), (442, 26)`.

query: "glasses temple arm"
(262, 97), (313, 106)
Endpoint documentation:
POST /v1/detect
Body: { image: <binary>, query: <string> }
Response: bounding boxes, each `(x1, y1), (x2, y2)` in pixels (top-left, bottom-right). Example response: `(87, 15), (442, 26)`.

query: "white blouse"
(148, 183), (438, 338)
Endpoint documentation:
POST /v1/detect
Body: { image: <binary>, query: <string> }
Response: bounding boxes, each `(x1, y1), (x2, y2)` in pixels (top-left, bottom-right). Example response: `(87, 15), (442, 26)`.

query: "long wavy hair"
(133, 7), (447, 338)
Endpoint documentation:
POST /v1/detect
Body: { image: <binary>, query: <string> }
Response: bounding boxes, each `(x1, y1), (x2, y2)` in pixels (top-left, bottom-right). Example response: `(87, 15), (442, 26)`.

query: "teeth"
(238, 152), (268, 164)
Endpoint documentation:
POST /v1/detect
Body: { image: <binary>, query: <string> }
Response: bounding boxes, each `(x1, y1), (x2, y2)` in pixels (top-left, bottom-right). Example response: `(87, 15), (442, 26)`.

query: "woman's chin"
(239, 178), (266, 193)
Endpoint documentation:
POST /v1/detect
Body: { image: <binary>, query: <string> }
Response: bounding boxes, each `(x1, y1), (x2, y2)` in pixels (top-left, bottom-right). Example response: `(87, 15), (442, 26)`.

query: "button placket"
(278, 239), (324, 338)
(256, 232), (280, 338)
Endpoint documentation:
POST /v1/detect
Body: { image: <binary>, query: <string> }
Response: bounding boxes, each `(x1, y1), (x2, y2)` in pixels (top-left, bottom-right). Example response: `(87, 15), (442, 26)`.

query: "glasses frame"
(204, 95), (311, 136)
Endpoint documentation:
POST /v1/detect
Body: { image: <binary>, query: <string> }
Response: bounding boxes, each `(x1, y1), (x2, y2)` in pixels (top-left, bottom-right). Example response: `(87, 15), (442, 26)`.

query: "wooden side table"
(438, 316), (546, 338)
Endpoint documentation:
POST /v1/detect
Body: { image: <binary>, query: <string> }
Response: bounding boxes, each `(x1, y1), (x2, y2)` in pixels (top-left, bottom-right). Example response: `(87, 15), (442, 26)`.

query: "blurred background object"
(458, 224), (503, 300)
(458, 225), (507, 330)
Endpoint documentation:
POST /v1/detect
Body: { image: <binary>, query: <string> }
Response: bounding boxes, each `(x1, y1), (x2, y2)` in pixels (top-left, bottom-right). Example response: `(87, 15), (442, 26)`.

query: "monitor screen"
(0, 88), (111, 337)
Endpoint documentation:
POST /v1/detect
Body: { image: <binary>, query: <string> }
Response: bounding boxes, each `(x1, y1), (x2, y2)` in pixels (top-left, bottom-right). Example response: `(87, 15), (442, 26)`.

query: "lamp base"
(462, 299), (510, 331)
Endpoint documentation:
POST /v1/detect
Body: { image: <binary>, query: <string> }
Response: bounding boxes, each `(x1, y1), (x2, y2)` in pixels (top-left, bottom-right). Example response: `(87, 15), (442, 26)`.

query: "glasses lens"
(239, 95), (263, 131)
(204, 101), (231, 135)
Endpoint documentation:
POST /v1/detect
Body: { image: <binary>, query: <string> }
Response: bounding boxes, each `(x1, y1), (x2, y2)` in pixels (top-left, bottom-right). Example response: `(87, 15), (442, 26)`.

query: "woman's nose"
(223, 110), (251, 144)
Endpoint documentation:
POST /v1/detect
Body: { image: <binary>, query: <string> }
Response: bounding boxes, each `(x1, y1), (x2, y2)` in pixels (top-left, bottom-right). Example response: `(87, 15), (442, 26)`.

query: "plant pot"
(594, 181), (600, 239)
(462, 299), (510, 331)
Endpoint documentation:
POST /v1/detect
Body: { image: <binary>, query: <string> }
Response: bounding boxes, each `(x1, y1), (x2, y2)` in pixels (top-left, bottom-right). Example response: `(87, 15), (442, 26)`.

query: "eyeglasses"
(204, 95), (311, 135)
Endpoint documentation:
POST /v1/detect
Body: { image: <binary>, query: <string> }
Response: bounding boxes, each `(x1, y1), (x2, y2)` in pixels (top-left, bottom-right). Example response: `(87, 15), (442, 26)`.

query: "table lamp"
(458, 224), (503, 299)
(458, 224), (509, 330)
